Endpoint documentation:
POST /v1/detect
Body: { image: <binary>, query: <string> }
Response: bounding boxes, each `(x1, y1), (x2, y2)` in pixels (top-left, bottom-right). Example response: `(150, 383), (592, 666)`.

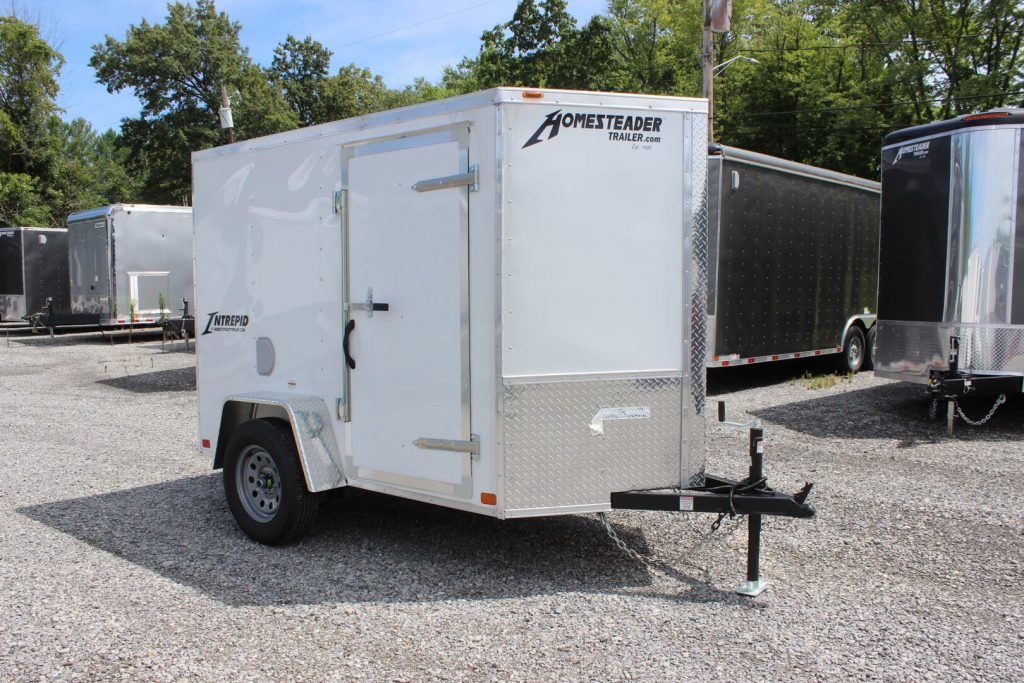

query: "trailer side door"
(341, 129), (472, 495)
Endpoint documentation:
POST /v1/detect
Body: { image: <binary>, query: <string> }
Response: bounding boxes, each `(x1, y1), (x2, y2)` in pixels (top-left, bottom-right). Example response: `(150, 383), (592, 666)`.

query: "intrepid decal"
(202, 311), (250, 335)
(523, 109), (663, 148)
(893, 141), (930, 164)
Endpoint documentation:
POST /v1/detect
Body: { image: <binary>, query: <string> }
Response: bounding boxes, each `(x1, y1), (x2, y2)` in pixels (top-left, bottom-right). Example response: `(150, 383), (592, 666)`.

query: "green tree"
(0, 15), (63, 225)
(448, 0), (620, 91)
(91, 0), (298, 204)
(269, 34), (333, 126)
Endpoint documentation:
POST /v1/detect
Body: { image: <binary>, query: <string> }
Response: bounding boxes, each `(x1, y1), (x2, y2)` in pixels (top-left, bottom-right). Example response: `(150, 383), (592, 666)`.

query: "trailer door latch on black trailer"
(609, 401), (816, 596)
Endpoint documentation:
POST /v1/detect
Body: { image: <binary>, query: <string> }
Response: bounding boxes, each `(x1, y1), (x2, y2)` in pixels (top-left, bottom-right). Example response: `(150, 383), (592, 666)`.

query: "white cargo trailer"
(193, 89), (814, 579)
(65, 204), (193, 327)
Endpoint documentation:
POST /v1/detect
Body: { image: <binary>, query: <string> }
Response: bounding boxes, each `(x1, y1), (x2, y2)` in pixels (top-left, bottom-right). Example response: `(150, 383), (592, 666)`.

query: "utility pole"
(702, 0), (714, 143)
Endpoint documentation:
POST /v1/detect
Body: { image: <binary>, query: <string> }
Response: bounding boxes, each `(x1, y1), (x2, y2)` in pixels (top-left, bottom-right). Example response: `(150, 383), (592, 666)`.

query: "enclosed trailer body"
(0, 227), (69, 322)
(875, 110), (1024, 397)
(706, 145), (880, 371)
(65, 204), (193, 326)
(193, 88), (711, 531)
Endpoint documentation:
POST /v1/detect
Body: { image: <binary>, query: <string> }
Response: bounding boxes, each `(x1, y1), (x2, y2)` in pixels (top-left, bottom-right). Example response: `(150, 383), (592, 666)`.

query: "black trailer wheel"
(864, 326), (877, 371)
(840, 326), (866, 373)
(223, 419), (319, 545)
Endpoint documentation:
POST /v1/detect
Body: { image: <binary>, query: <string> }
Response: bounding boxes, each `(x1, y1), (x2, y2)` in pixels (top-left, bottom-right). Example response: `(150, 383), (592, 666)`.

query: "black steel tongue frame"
(610, 401), (815, 596)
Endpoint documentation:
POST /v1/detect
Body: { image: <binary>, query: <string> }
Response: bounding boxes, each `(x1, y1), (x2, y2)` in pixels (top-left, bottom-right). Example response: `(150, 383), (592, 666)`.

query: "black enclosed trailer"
(707, 145), (881, 372)
(875, 109), (1024, 426)
(0, 227), (69, 323)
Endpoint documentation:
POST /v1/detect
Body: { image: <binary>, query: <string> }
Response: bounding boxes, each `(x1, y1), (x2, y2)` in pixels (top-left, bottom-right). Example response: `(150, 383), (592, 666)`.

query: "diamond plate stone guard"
(502, 377), (687, 512)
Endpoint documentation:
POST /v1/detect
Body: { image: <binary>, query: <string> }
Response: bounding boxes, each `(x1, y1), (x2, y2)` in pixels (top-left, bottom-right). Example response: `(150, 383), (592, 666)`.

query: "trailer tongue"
(609, 401), (815, 596)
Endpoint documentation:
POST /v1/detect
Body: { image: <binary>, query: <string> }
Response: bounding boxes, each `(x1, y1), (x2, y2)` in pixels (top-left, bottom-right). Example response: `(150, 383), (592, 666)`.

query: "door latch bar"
(411, 165), (479, 193)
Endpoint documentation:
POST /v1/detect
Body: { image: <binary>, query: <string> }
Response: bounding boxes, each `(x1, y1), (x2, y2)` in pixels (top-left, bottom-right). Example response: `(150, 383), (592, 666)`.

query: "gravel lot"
(1, 332), (1021, 681)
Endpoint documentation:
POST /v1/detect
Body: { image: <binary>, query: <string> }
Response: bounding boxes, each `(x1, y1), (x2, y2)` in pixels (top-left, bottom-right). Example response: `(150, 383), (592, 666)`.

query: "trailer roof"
(192, 87), (708, 163)
(0, 226), (66, 232)
(67, 204), (192, 223)
(884, 108), (1024, 146)
(710, 143), (879, 191)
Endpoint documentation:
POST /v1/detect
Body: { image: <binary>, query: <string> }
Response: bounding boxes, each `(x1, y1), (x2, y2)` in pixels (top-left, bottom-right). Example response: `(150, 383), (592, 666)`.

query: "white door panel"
(347, 140), (468, 486)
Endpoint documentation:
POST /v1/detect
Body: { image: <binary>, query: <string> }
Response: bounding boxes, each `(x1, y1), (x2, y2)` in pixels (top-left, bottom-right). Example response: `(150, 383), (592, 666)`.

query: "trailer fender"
(215, 392), (346, 493)
(841, 313), (876, 342)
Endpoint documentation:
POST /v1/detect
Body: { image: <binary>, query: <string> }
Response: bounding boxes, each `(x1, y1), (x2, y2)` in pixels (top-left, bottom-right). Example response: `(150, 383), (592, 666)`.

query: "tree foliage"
(91, 0), (298, 204)
(5, 0), (1023, 226)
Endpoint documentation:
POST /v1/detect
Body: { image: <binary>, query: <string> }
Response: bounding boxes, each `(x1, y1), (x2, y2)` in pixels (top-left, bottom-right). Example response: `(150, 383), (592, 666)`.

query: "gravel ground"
(0, 333), (1021, 681)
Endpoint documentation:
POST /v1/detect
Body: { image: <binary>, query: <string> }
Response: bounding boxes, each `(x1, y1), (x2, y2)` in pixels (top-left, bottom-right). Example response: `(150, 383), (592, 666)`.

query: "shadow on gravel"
(18, 476), (743, 608)
(708, 356), (842, 396)
(96, 366), (196, 393)
(751, 380), (1024, 444)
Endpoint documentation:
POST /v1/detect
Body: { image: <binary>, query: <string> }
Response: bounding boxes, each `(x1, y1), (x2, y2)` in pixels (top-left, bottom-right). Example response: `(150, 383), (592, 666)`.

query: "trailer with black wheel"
(706, 144), (881, 373)
(0, 227), (69, 324)
(192, 88), (815, 594)
(875, 109), (1024, 432)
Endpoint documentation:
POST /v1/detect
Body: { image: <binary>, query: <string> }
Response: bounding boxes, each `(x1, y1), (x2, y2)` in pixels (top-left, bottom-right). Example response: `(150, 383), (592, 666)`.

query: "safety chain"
(955, 394), (1007, 426)
(598, 511), (743, 581)
(929, 398), (938, 421)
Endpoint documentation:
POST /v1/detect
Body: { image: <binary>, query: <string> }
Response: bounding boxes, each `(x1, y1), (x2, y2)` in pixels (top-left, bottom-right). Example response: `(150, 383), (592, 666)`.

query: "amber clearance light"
(521, 91), (544, 99)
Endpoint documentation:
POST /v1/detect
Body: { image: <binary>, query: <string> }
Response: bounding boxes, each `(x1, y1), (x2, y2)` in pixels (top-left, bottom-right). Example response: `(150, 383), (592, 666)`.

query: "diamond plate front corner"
(502, 376), (689, 512)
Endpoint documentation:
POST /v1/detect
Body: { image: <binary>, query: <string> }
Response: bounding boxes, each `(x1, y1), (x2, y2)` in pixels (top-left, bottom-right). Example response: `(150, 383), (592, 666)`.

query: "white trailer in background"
(192, 88), (814, 595)
(65, 204), (193, 327)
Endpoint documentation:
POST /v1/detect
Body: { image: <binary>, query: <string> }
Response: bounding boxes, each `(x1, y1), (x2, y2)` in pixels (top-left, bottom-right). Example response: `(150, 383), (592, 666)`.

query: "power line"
(335, 0), (505, 49)
(717, 89), (1024, 119)
(734, 27), (1024, 54)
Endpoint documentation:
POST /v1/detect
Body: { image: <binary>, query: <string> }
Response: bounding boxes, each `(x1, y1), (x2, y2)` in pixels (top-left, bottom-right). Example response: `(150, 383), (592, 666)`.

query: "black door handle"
(343, 319), (356, 369)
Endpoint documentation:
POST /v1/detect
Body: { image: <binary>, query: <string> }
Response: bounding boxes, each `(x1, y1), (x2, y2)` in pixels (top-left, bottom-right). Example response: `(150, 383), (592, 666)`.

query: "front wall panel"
(114, 210), (193, 320)
(501, 105), (685, 377)
(23, 229), (69, 315)
(68, 219), (111, 316)
(878, 135), (951, 322)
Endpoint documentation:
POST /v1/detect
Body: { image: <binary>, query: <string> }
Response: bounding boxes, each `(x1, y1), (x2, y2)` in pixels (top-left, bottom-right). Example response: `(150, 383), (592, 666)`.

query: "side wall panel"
(714, 161), (879, 358)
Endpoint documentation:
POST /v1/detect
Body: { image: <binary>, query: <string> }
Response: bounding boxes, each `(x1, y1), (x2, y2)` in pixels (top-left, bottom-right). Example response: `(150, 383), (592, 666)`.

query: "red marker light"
(202, 439), (211, 448)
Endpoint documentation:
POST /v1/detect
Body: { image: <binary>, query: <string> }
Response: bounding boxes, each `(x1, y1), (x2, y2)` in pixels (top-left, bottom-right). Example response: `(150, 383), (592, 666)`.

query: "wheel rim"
(236, 445), (281, 523)
(848, 336), (863, 369)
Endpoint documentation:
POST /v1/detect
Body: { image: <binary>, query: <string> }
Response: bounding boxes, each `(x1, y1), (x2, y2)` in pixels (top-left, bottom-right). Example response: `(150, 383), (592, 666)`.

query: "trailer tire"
(864, 326), (877, 371)
(223, 419), (319, 545)
(841, 326), (866, 373)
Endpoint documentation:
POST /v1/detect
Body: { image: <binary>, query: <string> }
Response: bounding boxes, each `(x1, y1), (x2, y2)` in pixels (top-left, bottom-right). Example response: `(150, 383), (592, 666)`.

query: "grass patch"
(791, 370), (854, 390)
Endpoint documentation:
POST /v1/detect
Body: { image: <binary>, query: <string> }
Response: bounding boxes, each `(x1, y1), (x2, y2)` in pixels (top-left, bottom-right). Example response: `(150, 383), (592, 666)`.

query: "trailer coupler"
(611, 404), (815, 597)
(927, 336), (1020, 434)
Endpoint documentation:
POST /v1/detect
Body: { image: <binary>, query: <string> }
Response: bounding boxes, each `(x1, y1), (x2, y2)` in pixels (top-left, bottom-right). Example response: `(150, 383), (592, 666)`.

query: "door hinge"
(333, 189), (346, 214)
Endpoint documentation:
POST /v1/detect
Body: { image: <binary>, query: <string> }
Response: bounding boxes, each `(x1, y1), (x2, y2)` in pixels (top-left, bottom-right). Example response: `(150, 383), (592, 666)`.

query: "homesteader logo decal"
(894, 141), (930, 164)
(523, 109), (663, 148)
(202, 311), (250, 335)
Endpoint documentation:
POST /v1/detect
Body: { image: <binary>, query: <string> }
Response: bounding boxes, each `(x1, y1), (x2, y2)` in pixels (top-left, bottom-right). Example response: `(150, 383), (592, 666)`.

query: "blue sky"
(22, 0), (607, 133)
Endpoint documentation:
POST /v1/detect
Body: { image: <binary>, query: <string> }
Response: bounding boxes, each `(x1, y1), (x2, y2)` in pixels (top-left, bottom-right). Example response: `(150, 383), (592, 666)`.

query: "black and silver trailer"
(65, 204), (193, 328)
(0, 227), (69, 323)
(875, 109), (1024, 426)
(706, 144), (880, 372)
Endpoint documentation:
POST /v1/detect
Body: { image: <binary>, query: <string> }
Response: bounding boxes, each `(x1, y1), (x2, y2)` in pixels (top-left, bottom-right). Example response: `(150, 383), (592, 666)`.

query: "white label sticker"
(679, 496), (694, 511)
(589, 406), (651, 435)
